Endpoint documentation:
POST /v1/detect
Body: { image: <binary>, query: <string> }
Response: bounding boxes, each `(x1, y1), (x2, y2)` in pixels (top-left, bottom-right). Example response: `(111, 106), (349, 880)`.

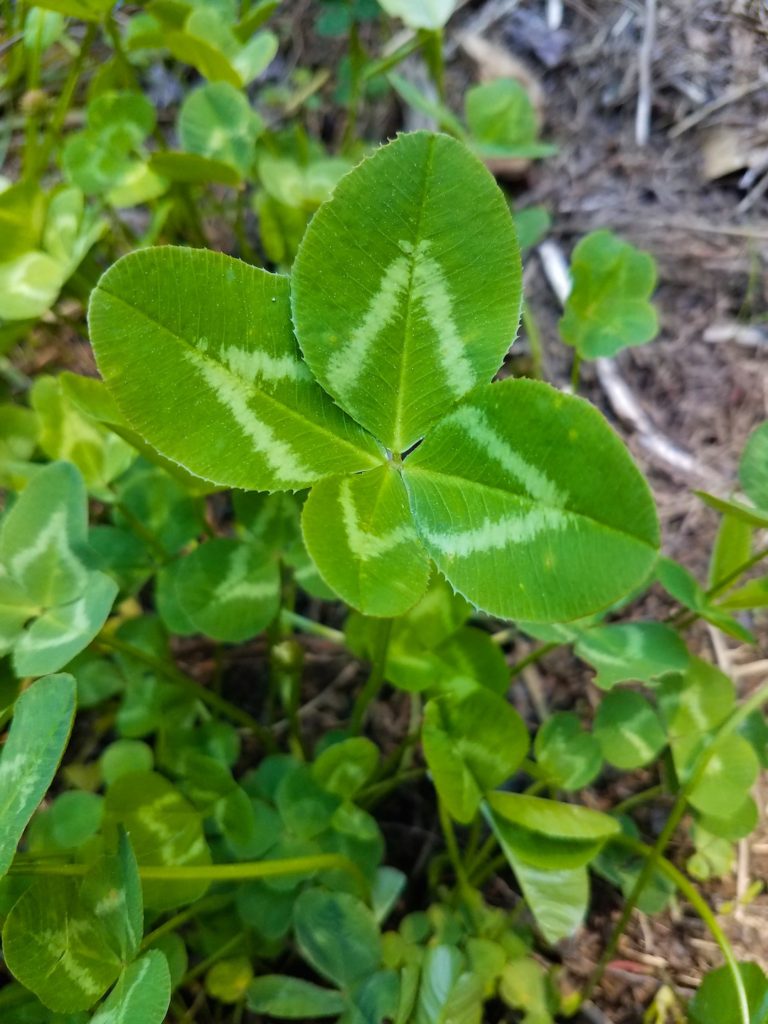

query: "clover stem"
(37, 22), (97, 174)
(350, 617), (394, 732)
(672, 543), (768, 628)
(578, 679), (768, 1012)
(94, 634), (274, 746)
(438, 798), (470, 892)
(522, 301), (546, 380)
(420, 28), (446, 103)
(612, 836), (750, 1024)
(508, 641), (559, 678)
(570, 352), (583, 392)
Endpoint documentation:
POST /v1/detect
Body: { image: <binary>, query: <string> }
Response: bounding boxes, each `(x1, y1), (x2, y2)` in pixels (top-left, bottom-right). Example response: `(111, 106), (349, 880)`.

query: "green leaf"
(104, 771), (211, 910)
(559, 230), (658, 359)
(0, 461), (89, 606)
(148, 150), (242, 186)
(465, 80), (556, 159)
(574, 622), (688, 689)
(497, 847), (589, 945)
(403, 379), (659, 621)
(0, 251), (66, 321)
(294, 888), (382, 989)
(0, 674), (76, 879)
(205, 957), (253, 1004)
(695, 490), (768, 529)
(49, 791), (103, 849)
(2, 872), (124, 1012)
(689, 962), (768, 1024)
(178, 81), (262, 177)
(487, 792), (620, 870)
(657, 557), (754, 643)
(89, 246), (383, 490)
(14, 571), (118, 678)
(740, 421), (768, 510)
(173, 538), (280, 642)
(658, 657), (735, 778)
(593, 690), (666, 769)
(292, 131), (521, 453)
(31, 376), (135, 496)
(709, 513), (752, 590)
(377, 0), (456, 29)
(246, 975), (347, 1018)
(687, 734), (759, 819)
(302, 465), (431, 616)
(514, 206), (551, 251)
(312, 737), (379, 799)
(534, 711), (602, 791)
(89, 952), (171, 1024)
(422, 688), (528, 823)
(29, 0), (113, 21)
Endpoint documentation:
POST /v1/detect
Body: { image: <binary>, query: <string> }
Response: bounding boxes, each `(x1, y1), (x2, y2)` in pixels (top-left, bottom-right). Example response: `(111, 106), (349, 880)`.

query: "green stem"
(420, 28), (445, 102)
(279, 610), (344, 644)
(94, 635), (273, 744)
(672, 543), (768, 629)
(613, 836), (750, 1024)
(183, 931), (246, 984)
(362, 34), (424, 81)
(521, 300), (545, 380)
(350, 618), (393, 732)
(579, 679), (768, 1009)
(611, 783), (665, 818)
(358, 768), (425, 808)
(508, 641), (558, 678)
(341, 23), (365, 153)
(140, 894), (232, 952)
(438, 798), (469, 891)
(570, 352), (582, 393)
(11, 852), (365, 887)
(36, 22), (96, 172)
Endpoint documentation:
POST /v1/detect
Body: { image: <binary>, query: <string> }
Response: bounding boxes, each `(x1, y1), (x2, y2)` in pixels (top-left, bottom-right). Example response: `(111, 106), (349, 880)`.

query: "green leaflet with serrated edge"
(302, 465), (430, 617)
(88, 247), (383, 491)
(291, 132), (522, 452)
(403, 378), (659, 621)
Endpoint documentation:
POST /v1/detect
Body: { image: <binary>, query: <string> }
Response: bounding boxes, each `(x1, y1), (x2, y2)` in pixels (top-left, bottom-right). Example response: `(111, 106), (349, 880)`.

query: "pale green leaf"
(246, 975), (346, 1018)
(559, 230), (658, 359)
(302, 465), (431, 616)
(534, 712), (602, 791)
(377, 0), (457, 29)
(403, 379), (659, 622)
(0, 461), (90, 606)
(148, 151), (242, 186)
(0, 251), (66, 321)
(574, 622), (688, 690)
(690, 962), (768, 1024)
(173, 538), (280, 642)
(423, 688), (528, 823)
(89, 951), (171, 1024)
(0, 673), (76, 879)
(13, 570), (118, 677)
(31, 376), (135, 496)
(593, 690), (666, 769)
(292, 131), (521, 452)
(465, 80), (556, 159)
(104, 771), (211, 910)
(658, 657), (735, 779)
(178, 81), (262, 177)
(695, 490), (768, 529)
(487, 792), (619, 871)
(739, 420), (768, 510)
(491, 838), (589, 945)
(29, 0), (113, 21)
(709, 513), (752, 590)
(89, 247), (383, 490)
(688, 734), (759, 819)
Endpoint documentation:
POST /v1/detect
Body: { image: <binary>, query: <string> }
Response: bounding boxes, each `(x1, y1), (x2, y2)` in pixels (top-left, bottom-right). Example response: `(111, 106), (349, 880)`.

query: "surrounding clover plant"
(1, 4), (768, 1023)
